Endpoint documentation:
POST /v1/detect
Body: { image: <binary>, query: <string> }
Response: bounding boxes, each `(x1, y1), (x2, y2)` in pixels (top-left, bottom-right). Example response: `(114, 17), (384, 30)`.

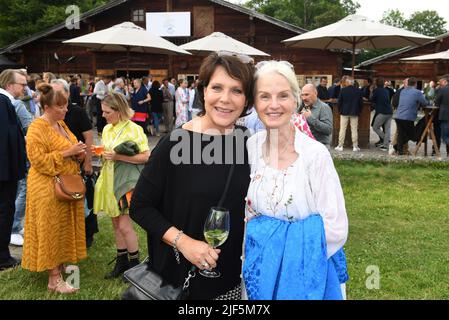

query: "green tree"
(405, 10), (447, 37)
(243, 0), (360, 30)
(0, 0), (106, 48)
(380, 9), (406, 28)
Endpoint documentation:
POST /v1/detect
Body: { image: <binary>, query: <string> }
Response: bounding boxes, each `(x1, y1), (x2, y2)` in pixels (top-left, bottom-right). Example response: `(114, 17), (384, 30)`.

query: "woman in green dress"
(93, 92), (150, 279)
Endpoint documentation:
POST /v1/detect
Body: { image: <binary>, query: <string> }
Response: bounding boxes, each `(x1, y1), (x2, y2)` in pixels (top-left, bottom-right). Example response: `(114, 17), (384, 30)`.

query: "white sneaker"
(334, 146), (343, 152)
(19, 228), (24, 236)
(388, 144), (395, 155)
(353, 146), (361, 152)
(10, 233), (24, 246)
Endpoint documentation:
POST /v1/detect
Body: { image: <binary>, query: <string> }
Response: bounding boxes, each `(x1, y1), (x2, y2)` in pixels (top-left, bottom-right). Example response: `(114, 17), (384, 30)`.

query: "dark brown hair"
(196, 52), (255, 117)
(408, 77), (417, 87)
(37, 83), (67, 109)
(376, 78), (384, 88)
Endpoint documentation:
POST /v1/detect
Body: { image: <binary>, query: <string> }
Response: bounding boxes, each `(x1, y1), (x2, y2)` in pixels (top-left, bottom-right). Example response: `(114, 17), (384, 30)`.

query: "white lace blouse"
(245, 127), (348, 257)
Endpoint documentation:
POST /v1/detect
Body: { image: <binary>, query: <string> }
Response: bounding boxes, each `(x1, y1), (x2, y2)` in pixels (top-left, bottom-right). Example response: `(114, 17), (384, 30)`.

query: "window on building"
(132, 9), (145, 22)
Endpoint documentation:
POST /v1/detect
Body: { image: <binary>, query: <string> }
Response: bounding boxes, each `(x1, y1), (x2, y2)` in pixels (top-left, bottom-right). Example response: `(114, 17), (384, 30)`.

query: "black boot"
(128, 250), (140, 269)
(104, 253), (129, 279)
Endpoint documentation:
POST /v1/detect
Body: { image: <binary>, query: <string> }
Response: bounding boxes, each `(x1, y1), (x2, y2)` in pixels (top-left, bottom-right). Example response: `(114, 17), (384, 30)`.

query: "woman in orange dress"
(22, 83), (87, 294)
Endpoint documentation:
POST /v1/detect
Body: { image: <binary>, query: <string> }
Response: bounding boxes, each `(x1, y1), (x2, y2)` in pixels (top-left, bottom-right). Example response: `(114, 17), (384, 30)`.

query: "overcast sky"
(229, 0), (449, 28)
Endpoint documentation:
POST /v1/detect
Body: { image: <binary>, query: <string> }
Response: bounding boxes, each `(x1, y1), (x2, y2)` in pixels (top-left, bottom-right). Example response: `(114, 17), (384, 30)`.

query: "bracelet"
(173, 230), (184, 265)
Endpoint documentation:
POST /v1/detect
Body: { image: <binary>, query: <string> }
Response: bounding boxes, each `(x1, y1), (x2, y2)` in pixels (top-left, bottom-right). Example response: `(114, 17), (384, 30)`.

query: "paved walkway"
(330, 111), (448, 163)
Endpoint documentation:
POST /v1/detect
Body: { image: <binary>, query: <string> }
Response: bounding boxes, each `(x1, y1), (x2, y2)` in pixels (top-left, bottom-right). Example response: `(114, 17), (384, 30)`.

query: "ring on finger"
(202, 261), (209, 268)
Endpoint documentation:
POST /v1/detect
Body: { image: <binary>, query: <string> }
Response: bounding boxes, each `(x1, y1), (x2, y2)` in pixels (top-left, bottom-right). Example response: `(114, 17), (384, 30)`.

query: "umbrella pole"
(126, 47), (130, 79)
(352, 41), (356, 79)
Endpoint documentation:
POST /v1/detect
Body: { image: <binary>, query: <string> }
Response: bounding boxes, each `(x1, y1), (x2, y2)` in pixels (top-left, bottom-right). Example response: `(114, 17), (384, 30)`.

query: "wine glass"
(199, 207), (230, 278)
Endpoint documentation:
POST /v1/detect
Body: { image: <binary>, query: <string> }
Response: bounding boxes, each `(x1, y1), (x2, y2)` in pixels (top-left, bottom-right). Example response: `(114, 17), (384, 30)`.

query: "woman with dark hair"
(148, 80), (163, 136)
(130, 52), (255, 300)
(130, 78), (151, 134)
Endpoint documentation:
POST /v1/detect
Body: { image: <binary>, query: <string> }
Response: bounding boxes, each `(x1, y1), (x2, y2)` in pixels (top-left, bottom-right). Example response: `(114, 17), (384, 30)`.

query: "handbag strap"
(217, 164), (235, 208)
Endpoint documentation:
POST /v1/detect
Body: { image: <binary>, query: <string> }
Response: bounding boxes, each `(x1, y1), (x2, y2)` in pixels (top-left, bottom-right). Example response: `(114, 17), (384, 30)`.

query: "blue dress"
(243, 214), (348, 300)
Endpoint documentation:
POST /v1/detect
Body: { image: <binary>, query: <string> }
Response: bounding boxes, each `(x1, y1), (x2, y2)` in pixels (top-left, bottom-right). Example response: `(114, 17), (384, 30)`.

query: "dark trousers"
(135, 121), (149, 134)
(0, 180), (18, 261)
(96, 99), (107, 134)
(433, 113), (441, 151)
(83, 174), (98, 240)
(395, 119), (415, 155)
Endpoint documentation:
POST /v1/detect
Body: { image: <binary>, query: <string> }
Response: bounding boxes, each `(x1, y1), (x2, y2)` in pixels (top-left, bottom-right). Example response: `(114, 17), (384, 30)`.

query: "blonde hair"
(0, 69), (22, 89)
(43, 72), (56, 82)
(254, 60), (301, 107)
(102, 91), (134, 121)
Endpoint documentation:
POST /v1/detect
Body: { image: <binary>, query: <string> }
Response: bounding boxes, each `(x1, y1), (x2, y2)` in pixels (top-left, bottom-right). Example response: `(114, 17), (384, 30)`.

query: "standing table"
(414, 106), (440, 157)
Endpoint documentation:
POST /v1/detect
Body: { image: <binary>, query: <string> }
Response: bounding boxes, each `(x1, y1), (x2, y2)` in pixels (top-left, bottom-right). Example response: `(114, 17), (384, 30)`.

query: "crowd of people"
(2, 53), (449, 298)
(321, 74), (449, 156)
(0, 55), (350, 300)
(0, 48), (442, 300)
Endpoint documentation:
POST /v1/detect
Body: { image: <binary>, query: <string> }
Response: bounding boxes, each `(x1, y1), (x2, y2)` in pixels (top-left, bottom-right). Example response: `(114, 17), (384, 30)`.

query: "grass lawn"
(1, 161), (449, 300)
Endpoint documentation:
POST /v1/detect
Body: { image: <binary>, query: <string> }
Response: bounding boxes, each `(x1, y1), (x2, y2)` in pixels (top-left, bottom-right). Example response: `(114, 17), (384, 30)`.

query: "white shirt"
(245, 127), (348, 257)
(0, 87), (15, 103)
(94, 80), (108, 100)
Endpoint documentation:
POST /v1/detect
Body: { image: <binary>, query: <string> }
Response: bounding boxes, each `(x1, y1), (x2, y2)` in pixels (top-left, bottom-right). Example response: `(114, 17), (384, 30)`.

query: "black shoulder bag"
(122, 164), (235, 300)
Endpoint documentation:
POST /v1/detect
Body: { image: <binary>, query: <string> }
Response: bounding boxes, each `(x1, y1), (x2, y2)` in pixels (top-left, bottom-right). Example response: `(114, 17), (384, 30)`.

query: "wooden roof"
(0, 0), (307, 55)
(356, 31), (449, 68)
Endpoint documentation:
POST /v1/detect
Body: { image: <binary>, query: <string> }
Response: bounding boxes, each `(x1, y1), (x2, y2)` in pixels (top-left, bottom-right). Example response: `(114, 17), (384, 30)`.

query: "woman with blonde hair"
(94, 91), (150, 279)
(243, 60), (348, 300)
(43, 72), (56, 84)
(22, 83), (87, 293)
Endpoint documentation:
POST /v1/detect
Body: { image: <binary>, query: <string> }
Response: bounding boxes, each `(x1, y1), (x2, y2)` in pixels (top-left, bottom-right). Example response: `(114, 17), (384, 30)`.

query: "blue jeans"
(187, 109), (192, 121)
(12, 176), (26, 234)
(152, 112), (162, 133)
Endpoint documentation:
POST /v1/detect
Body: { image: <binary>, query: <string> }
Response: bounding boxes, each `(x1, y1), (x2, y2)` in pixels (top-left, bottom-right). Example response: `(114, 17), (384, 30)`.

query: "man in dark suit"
(435, 74), (449, 156)
(316, 77), (330, 102)
(0, 69), (27, 270)
(335, 77), (364, 152)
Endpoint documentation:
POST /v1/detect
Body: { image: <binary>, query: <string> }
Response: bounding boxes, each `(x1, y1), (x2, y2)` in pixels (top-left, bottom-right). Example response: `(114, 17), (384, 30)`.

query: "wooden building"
(0, 0), (343, 85)
(356, 32), (449, 88)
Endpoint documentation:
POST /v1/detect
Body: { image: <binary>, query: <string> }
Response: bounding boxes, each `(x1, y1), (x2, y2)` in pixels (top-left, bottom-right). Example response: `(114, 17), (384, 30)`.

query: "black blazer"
(338, 85), (363, 116)
(0, 93), (26, 182)
(436, 86), (449, 121)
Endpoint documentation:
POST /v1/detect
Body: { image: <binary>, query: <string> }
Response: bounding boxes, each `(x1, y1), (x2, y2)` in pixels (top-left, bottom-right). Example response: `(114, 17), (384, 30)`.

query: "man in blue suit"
(0, 69), (27, 270)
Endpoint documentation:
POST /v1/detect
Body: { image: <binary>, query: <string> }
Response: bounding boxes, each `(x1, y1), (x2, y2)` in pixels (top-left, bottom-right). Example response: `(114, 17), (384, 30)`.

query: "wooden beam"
(249, 16), (255, 47)
(90, 24), (96, 75)
(166, 0), (172, 11)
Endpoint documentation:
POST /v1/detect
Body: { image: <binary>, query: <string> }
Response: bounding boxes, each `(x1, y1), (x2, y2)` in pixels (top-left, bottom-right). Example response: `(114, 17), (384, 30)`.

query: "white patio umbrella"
(401, 49), (449, 61)
(63, 22), (191, 76)
(283, 14), (433, 77)
(180, 32), (270, 57)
